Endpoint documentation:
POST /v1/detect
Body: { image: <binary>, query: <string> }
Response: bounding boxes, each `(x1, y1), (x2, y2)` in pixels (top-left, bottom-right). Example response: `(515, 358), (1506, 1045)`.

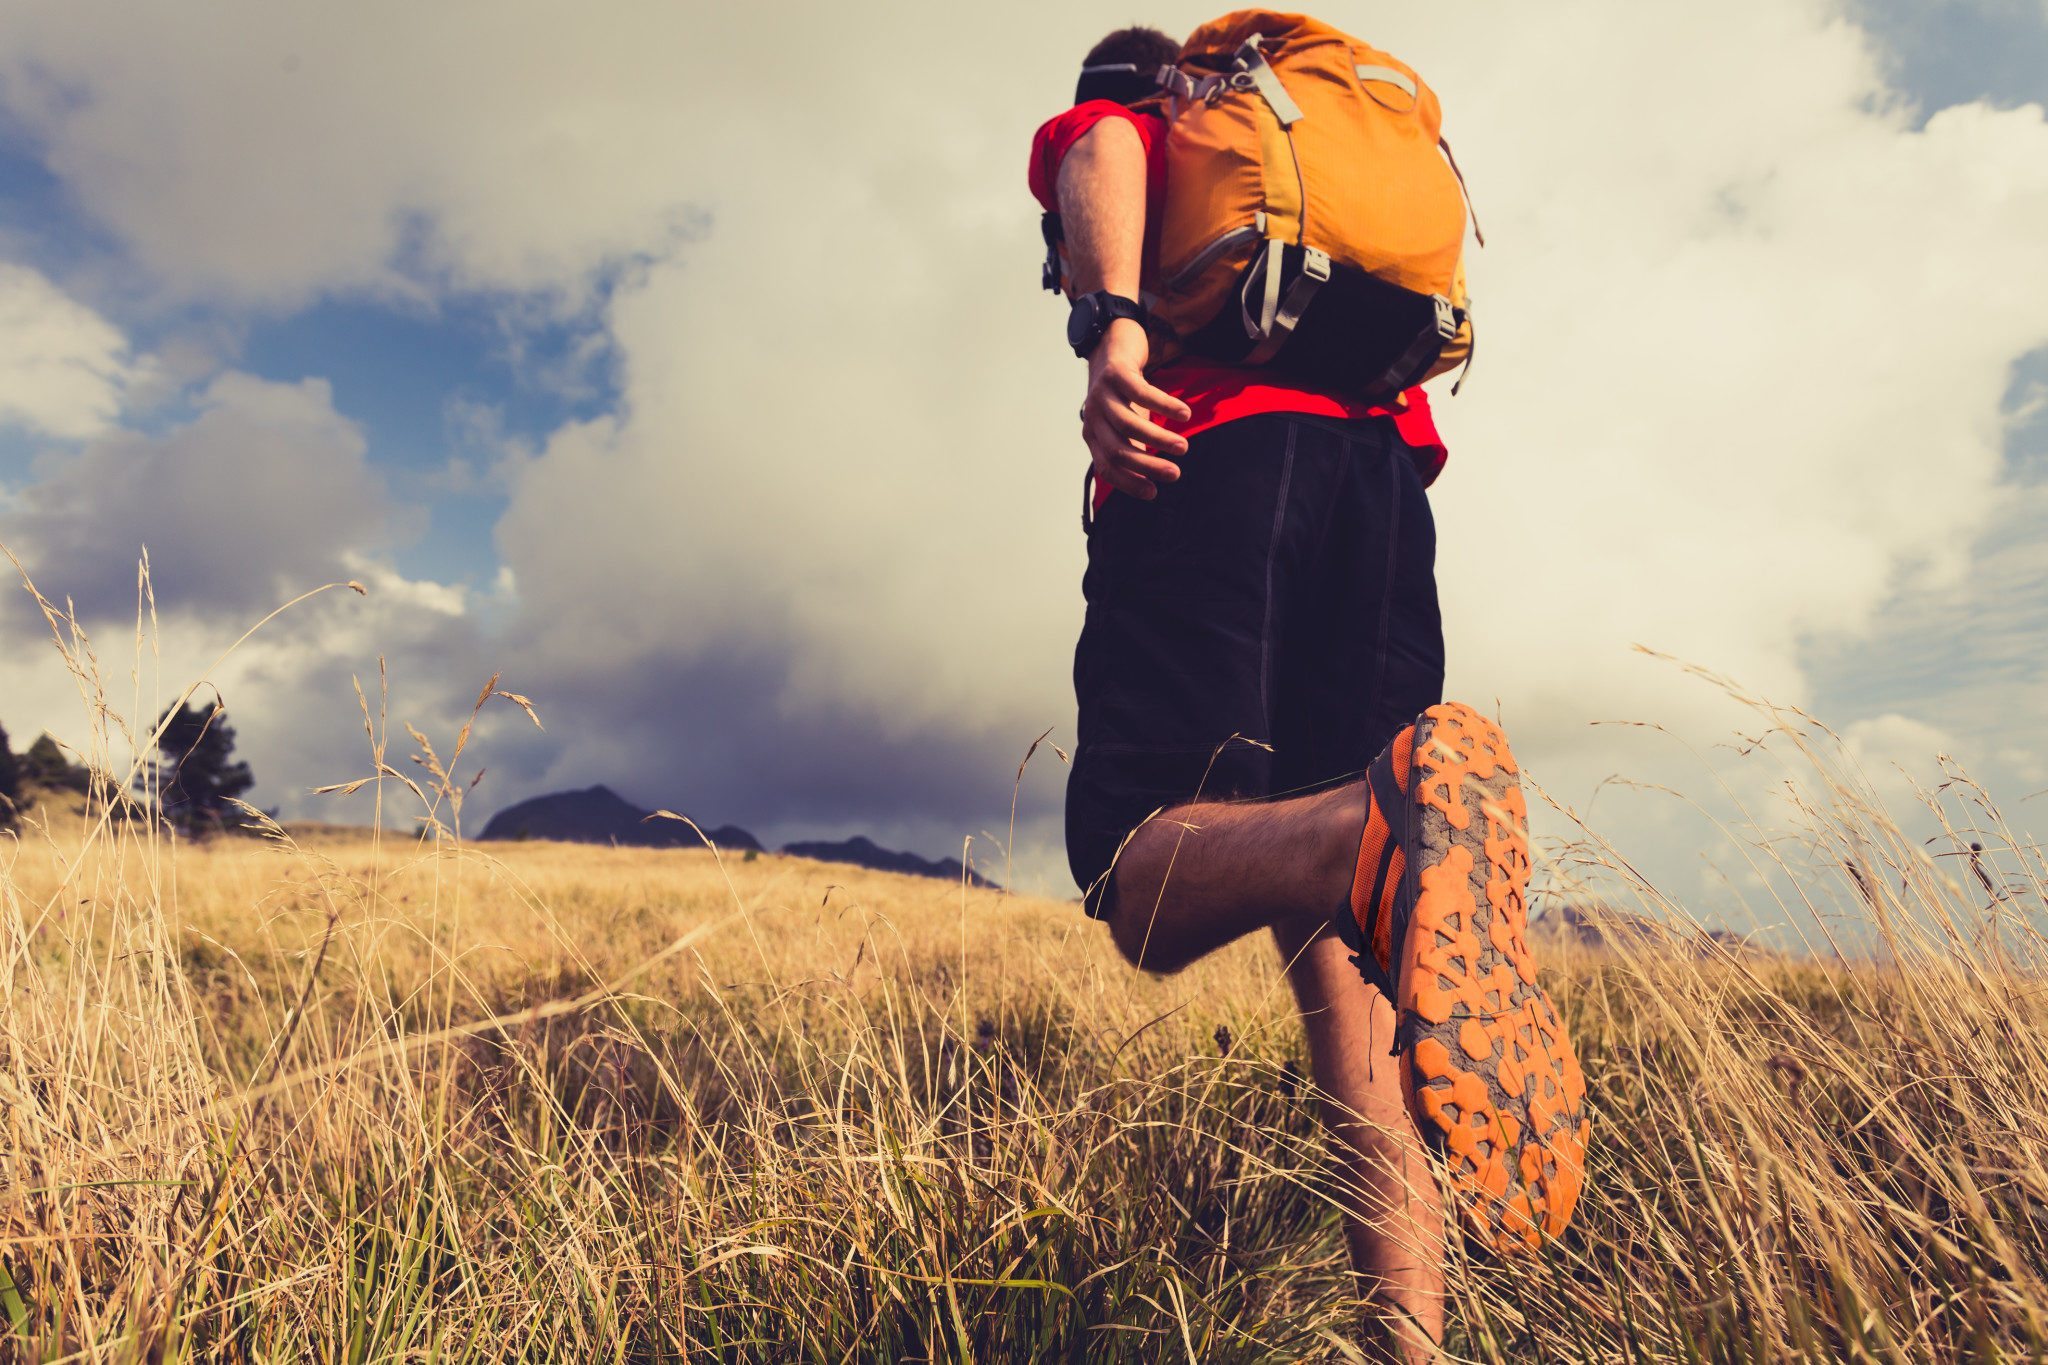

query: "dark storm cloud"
(176, 577), (1066, 867)
(463, 633), (1068, 846)
(3, 373), (396, 621)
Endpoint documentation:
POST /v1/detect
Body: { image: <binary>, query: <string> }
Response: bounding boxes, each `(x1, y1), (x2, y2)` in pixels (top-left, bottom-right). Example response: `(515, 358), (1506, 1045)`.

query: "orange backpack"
(1054, 11), (1481, 397)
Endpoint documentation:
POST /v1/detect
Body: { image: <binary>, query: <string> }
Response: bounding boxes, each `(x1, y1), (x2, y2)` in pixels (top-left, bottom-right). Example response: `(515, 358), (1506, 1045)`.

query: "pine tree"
(0, 720), (20, 829)
(145, 702), (257, 837)
(21, 733), (91, 794)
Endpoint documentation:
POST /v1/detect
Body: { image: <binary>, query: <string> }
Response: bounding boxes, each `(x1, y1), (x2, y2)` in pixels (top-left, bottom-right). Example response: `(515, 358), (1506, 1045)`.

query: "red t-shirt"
(1029, 100), (1450, 489)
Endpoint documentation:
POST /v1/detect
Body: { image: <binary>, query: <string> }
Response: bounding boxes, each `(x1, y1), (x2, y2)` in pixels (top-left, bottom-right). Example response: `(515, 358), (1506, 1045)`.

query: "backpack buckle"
(1433, 295), (1458, 340)
(1227, 37), (1260, 93)
(1232, 38), (1304, 127)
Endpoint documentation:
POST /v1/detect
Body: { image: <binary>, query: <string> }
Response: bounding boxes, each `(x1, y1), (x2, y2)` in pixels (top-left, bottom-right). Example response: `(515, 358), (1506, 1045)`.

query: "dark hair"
(1075, 26), (1179, 107)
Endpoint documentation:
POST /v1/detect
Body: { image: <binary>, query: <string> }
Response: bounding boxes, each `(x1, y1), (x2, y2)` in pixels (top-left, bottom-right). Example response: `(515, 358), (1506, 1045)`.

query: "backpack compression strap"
(1372, 295), (1465, 400)
(1240, 241), (1331, 365)
(1438, 136), (1486, 247)
(1236, 37), (1304, 127)
(1151, 37), (1307, 125)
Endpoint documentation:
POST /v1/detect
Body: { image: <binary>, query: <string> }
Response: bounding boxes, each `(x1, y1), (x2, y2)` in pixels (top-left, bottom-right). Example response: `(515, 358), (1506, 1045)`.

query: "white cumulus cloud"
(0, 263), (139, 439)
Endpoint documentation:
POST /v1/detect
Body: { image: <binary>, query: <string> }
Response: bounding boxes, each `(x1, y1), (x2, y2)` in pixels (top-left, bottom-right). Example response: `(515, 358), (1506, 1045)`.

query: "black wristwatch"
(1067, 291), (1148, 358)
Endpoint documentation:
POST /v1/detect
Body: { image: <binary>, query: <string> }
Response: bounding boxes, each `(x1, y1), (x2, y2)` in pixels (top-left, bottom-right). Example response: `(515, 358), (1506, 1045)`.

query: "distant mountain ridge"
(477, 786), (992, 885)
(782, 835), (993, 887)
(478, 785), (762, 851)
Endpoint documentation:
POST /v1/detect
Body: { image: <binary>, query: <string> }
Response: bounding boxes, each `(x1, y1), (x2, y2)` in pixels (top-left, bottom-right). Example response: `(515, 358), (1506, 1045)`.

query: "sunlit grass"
(5, 579), (2048, 1361)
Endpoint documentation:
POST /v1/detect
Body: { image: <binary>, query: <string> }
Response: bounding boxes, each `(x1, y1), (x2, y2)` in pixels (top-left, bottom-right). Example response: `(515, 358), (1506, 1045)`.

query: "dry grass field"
(7, 689), (2048, 1361)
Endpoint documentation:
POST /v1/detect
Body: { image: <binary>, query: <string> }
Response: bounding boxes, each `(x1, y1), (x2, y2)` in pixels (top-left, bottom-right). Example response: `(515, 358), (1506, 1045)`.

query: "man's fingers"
(1102, 402), (1189, 457)
(1079, 356), (1190, 501)
(1085, 425), (1181, 496)
(1109, 368), (1193, 424)
(1096, 464), (1156, 499)
(1112, 446), (1182, 485)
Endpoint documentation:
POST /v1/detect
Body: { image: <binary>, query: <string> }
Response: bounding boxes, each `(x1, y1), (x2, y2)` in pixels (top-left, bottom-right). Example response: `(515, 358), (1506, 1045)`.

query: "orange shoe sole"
(1362, 703), (1590, 1254)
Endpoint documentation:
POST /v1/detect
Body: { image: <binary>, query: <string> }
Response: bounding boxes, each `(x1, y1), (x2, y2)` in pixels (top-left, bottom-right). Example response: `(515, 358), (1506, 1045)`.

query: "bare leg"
(1273, 919), (1446, 1363)
(1098, 782), (1447, 1356)
(1100, 783), (1362, 972)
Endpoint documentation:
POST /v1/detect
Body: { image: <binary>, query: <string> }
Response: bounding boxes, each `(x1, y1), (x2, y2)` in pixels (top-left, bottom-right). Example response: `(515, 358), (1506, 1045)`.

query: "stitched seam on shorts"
(1365, 447), (1403, 726)
(1259, 424), (1299, 726)
(1309, 420), (1378, 568)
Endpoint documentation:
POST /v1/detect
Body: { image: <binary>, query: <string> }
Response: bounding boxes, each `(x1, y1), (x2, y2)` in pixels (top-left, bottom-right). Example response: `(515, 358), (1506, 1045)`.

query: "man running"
(1030, 23), (1588, 1359)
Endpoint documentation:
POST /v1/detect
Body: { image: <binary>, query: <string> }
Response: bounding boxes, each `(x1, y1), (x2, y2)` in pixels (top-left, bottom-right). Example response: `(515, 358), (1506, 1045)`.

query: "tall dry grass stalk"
(4, 574), (2047, 1361)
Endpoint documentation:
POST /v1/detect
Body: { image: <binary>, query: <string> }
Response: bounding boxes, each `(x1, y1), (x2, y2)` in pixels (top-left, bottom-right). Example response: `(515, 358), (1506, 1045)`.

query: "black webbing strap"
(1370, 297), (1460, 399)
(1040, 213), (1064, 293)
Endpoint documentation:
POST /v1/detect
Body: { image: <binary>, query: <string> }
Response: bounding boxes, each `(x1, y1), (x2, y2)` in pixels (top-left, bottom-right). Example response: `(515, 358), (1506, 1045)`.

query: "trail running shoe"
(1341, 702), (1589, 1254)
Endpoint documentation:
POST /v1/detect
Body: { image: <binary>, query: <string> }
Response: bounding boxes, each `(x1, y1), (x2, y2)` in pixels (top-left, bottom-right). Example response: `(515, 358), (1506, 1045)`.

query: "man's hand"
(1082, 317), (1193, 500)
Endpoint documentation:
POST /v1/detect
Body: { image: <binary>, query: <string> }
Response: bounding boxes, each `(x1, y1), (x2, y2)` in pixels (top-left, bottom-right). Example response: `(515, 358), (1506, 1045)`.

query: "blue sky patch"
(240, 295), (619, 583)
(1854, 0), (2048, 119)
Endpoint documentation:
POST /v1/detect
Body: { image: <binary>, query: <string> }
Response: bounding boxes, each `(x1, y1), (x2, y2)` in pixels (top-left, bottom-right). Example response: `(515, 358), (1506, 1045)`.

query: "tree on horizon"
(21, 733), (92, 795)
(144, 701), (256, 838)
(0, 720), (20, 830)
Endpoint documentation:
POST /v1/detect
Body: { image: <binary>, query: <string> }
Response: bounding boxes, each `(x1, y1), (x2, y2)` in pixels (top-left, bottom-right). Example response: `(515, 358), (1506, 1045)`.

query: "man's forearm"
(1058, 115), (1188, 496)
(1056, 120), (1147, 299)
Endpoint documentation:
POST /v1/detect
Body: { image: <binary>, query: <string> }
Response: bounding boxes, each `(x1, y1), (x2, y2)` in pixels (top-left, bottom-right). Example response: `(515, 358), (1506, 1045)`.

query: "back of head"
(1075, 26), (1180, 107)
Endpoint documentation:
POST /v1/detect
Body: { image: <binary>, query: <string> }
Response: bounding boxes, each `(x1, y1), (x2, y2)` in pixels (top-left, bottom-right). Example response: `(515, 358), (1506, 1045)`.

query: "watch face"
(1067, 294), (1100, 352)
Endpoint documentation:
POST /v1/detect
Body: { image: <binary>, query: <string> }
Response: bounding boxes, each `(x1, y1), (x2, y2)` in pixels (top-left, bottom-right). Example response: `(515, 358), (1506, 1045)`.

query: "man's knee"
(1103, 879), (1195, 973)
(1104, 896), (1153, 967)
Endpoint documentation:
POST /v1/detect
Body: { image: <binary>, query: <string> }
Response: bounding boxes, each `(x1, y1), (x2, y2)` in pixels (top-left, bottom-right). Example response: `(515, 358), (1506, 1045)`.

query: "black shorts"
(1065, 412), (1445, 918)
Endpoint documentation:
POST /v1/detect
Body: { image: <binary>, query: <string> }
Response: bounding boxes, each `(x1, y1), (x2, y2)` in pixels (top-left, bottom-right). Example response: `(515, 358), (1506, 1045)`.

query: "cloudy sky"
(1, 1), (2045, 910)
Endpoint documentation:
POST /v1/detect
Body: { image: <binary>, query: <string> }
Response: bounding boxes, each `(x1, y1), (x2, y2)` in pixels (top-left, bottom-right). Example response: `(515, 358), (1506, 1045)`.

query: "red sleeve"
(1027, 101), (1162, 213)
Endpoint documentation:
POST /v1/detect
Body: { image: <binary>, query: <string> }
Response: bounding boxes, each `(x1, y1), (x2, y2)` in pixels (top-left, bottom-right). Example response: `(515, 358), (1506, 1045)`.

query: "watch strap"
(1099, 293), (1146, 325)
(1069, 291), (1149, 358)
